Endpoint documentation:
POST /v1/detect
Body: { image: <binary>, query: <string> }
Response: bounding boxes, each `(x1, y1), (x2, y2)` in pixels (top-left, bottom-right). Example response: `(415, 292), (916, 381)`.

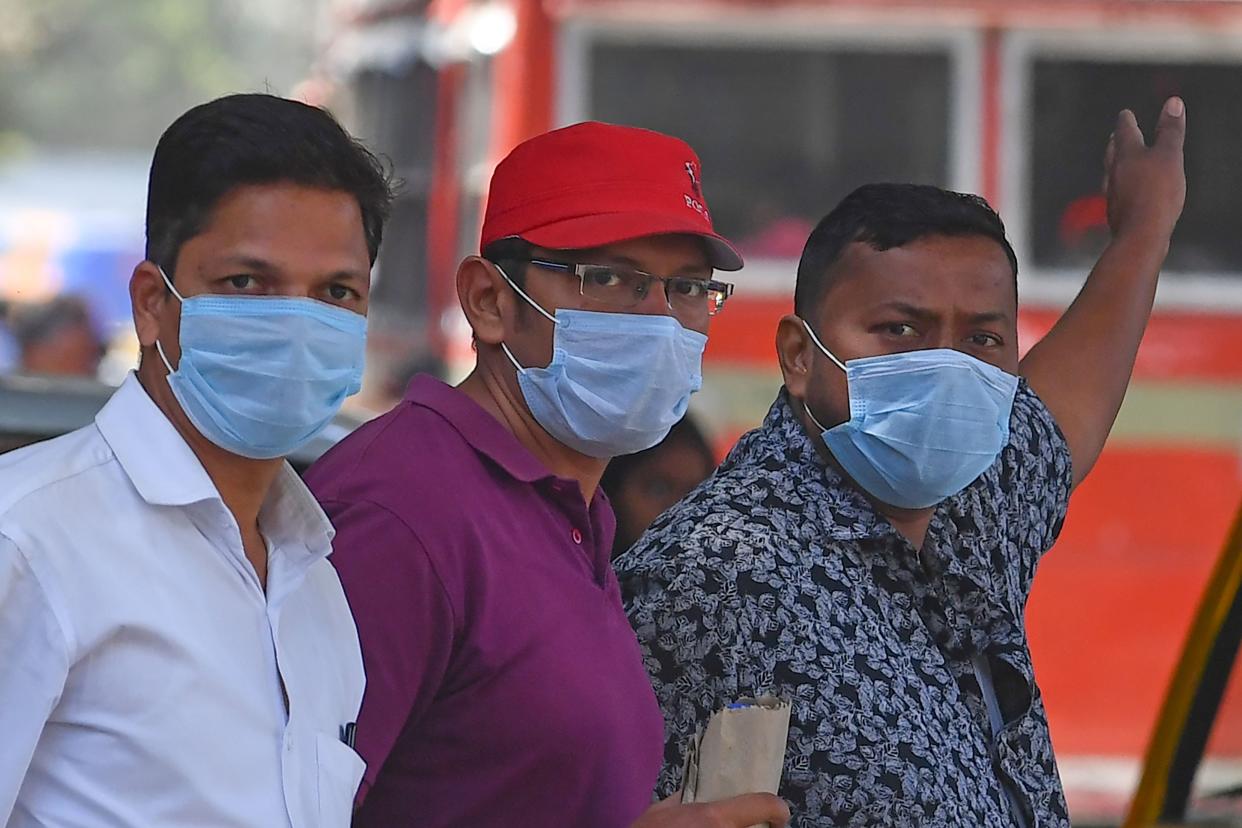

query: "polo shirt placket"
(305, 375), (665, 828)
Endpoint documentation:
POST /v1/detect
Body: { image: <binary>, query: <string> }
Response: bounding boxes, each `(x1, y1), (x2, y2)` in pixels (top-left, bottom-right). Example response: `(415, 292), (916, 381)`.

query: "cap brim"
(516, 212), (744, 271)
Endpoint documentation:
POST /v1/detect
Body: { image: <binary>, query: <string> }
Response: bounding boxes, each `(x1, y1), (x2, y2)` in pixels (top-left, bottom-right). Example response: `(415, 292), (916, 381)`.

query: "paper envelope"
(680, 696), (792, 828)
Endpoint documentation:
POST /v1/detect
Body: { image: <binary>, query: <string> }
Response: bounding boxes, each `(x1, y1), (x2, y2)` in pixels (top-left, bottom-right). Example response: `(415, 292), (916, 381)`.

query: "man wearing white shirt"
(0, 93), (393, 827)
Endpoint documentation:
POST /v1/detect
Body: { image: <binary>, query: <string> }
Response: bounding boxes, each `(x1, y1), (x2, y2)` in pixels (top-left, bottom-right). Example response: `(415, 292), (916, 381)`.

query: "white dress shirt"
(0, 374), (365, 827)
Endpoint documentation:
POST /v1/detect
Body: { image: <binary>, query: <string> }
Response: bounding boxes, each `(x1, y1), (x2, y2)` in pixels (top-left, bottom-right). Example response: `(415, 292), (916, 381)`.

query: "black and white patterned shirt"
(617, 381), (1073, 827)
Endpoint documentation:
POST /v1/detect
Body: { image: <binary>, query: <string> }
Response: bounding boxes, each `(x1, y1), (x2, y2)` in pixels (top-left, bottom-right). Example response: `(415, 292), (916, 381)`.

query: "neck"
(794, 396), (935, 550)
(871, 502), (936, 552)
(457, 351), (608, 504)
(137, 359), (284, 534)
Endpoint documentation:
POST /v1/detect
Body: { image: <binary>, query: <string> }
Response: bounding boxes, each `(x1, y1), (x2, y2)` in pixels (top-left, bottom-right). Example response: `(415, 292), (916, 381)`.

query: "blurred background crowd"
(2, 1), (1241, 824)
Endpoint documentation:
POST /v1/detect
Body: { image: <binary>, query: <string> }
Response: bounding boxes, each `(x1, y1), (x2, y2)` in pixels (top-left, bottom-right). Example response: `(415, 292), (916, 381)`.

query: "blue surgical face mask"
(155, 267), (367, 460)
(801, 319), (1018, 509)
(496, 265), (707, 459)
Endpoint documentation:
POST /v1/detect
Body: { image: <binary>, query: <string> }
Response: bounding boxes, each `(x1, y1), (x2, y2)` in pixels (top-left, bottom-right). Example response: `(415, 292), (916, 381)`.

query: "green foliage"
(0, 0), (318, 156)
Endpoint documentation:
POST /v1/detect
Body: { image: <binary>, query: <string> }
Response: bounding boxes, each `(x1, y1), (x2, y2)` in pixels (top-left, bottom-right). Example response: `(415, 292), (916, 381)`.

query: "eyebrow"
(603, 255), (712, 276)
(213, 255), (368, 282)
(872, 301), (1012, 326)
(873, 301), (938, 321)
(215, 254), (277, 273)
(963, 310), (1013, 326)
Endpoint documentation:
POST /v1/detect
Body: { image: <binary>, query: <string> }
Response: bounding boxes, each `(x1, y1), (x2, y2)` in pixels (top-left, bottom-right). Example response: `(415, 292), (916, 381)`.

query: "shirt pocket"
(995, 705), (1064, 828)
(315, 731), (366, 827)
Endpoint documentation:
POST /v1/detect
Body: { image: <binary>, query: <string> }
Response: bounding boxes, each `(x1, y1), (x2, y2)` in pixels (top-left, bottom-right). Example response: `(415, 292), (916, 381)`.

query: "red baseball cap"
(480, 121), (743, 271)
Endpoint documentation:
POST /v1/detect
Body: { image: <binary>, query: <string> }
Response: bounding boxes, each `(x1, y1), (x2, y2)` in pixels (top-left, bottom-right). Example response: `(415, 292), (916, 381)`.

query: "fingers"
(1113, 108), (1145, 154)
(1112, 99), (1186, 156)
(1154, 96), (1187, 155)
(1102, 130), (1116, 193)
(707, 793), (792, 827)
(646, 792), (682, 812)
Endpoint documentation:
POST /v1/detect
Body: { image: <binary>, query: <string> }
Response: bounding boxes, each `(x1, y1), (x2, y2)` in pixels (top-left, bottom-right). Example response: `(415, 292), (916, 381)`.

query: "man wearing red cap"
(303, 122), (789, 828)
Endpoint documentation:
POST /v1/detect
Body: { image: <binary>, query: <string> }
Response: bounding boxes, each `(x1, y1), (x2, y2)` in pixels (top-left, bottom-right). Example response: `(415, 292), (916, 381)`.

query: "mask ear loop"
(155, 340), (176, 374)
(799, 317), (847, 434)
(800, 318), (848, 372)
(495, 262), (557, 324)
(494, 261), (557, 372)
(803, 402), (830, 433)
(154, 265), (185, 375)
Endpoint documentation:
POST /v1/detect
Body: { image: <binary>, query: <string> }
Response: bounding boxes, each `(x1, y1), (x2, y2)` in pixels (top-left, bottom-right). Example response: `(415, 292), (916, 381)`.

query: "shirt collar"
(95, 373), (220, 508)
(752, 390), (1024, 644)
(727, 388), (888, 542)
(403, 374), (559, 485)
(96, 373), (334, 561)
(260, 463), (335, 562)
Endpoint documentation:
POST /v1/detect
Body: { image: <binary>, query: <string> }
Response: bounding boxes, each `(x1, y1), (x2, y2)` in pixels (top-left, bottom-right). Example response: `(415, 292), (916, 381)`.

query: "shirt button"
(571, 528), (583, 544)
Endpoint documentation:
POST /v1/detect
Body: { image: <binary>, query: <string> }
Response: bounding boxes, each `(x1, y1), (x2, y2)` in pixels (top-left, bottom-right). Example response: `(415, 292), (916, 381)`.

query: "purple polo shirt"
(304, 375), (665, 828)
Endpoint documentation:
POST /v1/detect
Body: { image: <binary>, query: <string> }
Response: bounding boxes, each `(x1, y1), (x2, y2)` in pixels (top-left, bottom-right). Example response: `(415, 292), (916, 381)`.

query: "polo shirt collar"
(96, 373), (334, 561)
(404, 374), (559, 485)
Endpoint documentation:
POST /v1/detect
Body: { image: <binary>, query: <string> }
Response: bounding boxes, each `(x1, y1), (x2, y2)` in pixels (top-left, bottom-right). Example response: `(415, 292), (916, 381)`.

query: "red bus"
(329, 1), (1242, 819)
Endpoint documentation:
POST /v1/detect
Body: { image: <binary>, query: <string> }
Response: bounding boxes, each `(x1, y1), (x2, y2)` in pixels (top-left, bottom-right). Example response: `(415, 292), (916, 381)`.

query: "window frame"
(1002, 27), (1242, 311)
(555, 12), (982, 293)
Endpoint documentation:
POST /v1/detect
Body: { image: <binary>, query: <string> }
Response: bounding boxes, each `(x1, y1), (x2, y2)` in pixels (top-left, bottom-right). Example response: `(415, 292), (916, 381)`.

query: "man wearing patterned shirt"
(618, 100), (1186, 827)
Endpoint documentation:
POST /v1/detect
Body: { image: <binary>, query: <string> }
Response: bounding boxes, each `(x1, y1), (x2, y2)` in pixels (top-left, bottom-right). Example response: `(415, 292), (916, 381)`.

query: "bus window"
(1030, 58), (1242, 277)
(586, 40), (952, 259)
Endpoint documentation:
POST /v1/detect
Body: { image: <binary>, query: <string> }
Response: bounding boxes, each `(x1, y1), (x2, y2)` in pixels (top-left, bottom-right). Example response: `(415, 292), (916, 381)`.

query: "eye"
(327, 283), (358, 302)
(584, 266), (623, 289)
(880, 322), (919, 337)
(226, 274), (256, 291)
(670, 278), (708, 298)
(639, 478), (677, 499)
(967, 332), (1003, 347)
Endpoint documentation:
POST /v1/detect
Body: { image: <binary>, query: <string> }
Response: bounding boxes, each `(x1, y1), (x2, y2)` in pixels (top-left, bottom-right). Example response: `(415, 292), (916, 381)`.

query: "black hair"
(482, 237), (535, 288)
(10, 295), (96, 350)
(793, 183), (1018, 317)
(146, 93), (394, 279)
(602, 414), (715, 489)
(601, 414), (717, 558)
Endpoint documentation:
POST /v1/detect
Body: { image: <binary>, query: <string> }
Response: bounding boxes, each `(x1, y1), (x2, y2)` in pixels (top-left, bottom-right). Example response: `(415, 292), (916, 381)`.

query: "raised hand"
(1103, 97), (1187, 244)
(1020, 96), (1189, 487)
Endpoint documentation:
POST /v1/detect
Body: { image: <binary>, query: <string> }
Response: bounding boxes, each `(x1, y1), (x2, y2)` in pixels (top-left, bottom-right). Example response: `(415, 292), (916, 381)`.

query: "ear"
(130, 261), (172, 349)
(457, 256), (516, 346)
(776, 313), (813, 400)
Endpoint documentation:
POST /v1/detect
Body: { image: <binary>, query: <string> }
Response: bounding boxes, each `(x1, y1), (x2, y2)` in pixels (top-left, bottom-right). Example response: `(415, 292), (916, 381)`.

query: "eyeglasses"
(524, 258), (734, 322)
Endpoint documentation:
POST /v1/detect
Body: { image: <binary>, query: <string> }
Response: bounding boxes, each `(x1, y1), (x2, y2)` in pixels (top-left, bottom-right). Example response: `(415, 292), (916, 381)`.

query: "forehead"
(557, 234), (710, 271)
(189, 183), (370, 266)
(819, 235), (1017, 319)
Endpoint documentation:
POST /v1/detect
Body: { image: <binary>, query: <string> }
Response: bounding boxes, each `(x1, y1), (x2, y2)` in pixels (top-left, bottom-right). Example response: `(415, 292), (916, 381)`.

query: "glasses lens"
(667, 278), (731, 320)
(578, 265), (647, 308)
(666, 278), (710, 322)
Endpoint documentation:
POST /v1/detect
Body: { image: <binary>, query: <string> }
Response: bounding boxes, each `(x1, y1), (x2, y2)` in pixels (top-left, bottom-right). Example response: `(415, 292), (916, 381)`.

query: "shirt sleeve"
(320, 499), (455, 803)
(619, 529), (758, 798)
(0, 532), (70, 820)
(1003, 379), (1075, 585)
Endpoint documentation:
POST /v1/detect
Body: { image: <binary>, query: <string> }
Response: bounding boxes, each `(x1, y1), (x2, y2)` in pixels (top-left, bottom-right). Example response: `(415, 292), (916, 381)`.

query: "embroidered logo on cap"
(685, 161), (703, 198)
(683, 160), (709, 219)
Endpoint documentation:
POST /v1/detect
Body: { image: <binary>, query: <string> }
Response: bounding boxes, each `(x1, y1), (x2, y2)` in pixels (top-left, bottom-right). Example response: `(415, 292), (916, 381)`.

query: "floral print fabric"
(618, 381), (1073, 827)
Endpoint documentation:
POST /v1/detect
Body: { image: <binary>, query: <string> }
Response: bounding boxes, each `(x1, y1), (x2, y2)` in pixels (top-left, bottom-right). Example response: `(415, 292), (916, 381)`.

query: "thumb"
(1154, 96), (1186, 154)
(646, 791), (683, 812)
(708, 793), (792, 827)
